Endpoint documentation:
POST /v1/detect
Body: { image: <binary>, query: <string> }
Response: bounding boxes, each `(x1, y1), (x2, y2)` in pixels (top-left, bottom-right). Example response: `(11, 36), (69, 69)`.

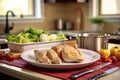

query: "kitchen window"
(89, 0), (120, 22)
(0, 0), (44, 23)
(99, 0), (120, 15)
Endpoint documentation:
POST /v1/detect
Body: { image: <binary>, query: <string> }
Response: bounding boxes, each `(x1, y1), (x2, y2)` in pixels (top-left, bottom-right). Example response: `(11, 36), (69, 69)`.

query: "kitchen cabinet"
(45, 0), (88, 3)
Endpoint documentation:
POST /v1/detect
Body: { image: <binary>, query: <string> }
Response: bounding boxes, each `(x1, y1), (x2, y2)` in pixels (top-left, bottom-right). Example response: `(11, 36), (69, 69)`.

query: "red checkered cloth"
(0, 58), (120, 80)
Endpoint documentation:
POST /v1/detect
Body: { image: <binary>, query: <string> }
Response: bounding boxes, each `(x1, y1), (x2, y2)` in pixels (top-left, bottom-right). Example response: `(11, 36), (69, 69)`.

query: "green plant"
(89, 17), (105, 23)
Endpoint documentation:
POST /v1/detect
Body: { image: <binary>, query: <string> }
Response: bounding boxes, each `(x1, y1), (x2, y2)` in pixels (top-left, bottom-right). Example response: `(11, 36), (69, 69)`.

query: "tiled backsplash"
(0, 2), (119, 34)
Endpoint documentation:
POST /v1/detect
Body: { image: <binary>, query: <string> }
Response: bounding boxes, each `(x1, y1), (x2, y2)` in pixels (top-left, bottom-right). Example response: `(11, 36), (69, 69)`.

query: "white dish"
(7, 39), (67, 45)
(7, 40), (66, 52)
(21, 48), (100, 70)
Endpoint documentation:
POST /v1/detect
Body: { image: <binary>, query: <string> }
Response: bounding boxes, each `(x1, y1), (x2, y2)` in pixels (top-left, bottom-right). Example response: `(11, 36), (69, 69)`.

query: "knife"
(88, 67), (120, 80)
(70, 62), (111, 79)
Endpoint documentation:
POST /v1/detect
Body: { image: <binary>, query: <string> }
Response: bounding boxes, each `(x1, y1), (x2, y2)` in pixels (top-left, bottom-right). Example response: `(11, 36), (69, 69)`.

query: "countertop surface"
(0, 62), (61, 80)
(0, 61), (120, 80)
(0, 46), (120, 80)
(0, 32), (120, 80)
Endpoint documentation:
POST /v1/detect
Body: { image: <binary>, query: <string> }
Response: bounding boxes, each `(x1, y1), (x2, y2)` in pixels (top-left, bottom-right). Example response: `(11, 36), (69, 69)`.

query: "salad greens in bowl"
(7, 27), (66, 43)
(6, 27), (67, 52)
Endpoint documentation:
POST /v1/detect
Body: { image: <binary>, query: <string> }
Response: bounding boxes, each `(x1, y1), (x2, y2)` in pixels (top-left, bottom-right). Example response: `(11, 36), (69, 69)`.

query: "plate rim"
(21, 48), (100, 69)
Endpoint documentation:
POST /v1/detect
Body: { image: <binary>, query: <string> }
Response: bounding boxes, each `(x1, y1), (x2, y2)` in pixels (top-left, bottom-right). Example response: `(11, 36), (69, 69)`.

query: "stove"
(108, 38), (120, 49)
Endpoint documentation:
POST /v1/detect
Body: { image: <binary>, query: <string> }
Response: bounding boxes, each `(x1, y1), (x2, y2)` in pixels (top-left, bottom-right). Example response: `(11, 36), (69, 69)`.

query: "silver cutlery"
(69, 62), (111, 79)
(88, 67), (120, 80)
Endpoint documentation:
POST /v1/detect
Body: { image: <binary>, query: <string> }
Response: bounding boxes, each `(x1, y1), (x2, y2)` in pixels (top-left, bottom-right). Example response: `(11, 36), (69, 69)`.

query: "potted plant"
(89, 17), (105, 31)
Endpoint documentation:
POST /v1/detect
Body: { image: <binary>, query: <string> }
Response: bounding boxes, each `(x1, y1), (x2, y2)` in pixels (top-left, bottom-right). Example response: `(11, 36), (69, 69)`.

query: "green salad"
(7, 27), (66, 43)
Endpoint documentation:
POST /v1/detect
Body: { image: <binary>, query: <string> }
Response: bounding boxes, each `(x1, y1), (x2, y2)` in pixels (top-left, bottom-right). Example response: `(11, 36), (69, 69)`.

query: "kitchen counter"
(0, 62), (61, 80)
(0, 61), (120, 80)
(48, 30), (113, 35)
(0, 34), (120, 80)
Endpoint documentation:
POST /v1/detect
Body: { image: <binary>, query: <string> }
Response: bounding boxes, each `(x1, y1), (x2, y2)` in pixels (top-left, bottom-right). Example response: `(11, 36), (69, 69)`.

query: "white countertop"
(0, 61), (120, 80)
(0, 62), (61, 80)
(0, 43), (120, 80)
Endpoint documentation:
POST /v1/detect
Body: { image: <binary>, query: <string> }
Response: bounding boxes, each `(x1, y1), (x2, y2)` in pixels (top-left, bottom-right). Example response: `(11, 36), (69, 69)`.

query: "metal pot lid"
(77, 32), (111, 37)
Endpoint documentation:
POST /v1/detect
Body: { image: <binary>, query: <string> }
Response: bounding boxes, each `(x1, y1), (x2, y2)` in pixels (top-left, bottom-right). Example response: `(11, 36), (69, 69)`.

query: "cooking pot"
(66, 32), (111, 52)
(77, 32), (112, 52)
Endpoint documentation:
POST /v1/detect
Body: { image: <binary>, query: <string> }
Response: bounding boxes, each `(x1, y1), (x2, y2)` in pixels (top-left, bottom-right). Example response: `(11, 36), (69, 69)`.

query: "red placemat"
(0, 58), (120, 80)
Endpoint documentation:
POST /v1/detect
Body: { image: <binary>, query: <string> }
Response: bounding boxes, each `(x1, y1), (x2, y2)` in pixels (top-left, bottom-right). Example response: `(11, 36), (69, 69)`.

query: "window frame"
(0, 0), (45, 23)
(89, 0), (120, 22)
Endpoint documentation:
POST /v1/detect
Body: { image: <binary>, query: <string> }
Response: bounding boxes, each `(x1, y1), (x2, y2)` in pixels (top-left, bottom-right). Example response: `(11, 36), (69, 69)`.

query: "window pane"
(0, 0), (34, 17)
(100, 0), (120, 15)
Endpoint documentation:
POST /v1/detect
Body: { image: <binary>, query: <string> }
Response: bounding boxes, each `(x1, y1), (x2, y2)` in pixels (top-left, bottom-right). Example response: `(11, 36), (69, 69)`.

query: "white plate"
(21, 48), (100, 70)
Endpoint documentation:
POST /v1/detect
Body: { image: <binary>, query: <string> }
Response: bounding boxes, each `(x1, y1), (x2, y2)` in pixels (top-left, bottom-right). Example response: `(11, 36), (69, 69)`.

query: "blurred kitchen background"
(0, 0), (120, 34)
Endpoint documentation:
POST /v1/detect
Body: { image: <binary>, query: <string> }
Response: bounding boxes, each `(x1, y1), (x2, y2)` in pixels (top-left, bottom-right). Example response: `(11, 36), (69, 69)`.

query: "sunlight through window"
(0, 0), (34, 17)
(100, 0), (120, 15)
(0, 0), (44, 22)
